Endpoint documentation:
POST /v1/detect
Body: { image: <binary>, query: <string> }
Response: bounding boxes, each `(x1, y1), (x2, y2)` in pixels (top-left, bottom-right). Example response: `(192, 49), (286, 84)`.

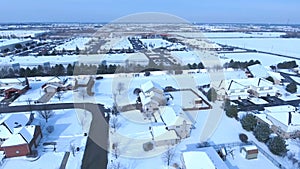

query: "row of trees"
(240, 114), (288, 156)
(224, 59), (261, 69)
(0, 61), (207, 78)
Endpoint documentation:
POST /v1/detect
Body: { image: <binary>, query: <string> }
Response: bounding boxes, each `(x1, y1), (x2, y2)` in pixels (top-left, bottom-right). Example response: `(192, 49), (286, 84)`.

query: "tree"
(266, 76), (274, 84)
(253, 123), (272, 143)
(38, 110), (54, 123)
(286, 82), (297, 93)
(225, 105), (238, 119)
(162, 147), (176, 168)
(110, 116), (121, 132)
(268, 136), (287, 156)
(55, 91), (64, 101)
(112, 142), (120, 159)
(239, 133), (248, 143)
(241, 114), (257, 131)
(133, 88), (142, 96)
(116, 82), (125, 95)
(207, 88), (218, 102)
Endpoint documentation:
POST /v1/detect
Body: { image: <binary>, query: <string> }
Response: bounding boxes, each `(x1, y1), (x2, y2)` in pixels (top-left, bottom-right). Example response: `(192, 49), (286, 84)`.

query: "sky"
(0, 0), (300, 24)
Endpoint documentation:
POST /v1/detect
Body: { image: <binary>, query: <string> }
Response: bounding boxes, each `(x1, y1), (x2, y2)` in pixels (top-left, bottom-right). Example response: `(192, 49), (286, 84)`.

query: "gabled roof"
(264, 105), (296, 113)
(182, 151), (215, 169)
(140, 81), (162, 93)
(2, 114), (29, 134)
(1, 134), (27, 147)
(248, 64), (269, 78)
(19, 125), (35, 143)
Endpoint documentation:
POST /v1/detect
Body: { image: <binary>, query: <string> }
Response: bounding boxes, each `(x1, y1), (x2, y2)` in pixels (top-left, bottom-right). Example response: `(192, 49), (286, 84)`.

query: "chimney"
(288, 112), (292, 125)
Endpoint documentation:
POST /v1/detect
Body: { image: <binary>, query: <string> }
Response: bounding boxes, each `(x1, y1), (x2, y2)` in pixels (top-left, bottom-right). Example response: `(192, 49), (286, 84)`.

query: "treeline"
(0, 62), (206, 78)
(223, 59), (261, 69)
(277, 60), (298, 69)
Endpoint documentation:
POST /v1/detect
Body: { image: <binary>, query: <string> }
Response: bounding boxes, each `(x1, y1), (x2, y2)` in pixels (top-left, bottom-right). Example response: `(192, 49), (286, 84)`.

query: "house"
(0, 78), (29, 99)
(1, 125), (42, 158)
(149, 125), (179, 147)
(240, 145), (259, 160)
(0, 113), (42, 158)
(181, 147), (229, 169)
(254, 105), (300, 138)
(42, 84), (58, 93)
(4, 85), (29, 99)
(247, 64), (283, 84)
(139, 81), (167, 115)
(248, 78), (278, 97)
(154, 106), (193, 139)
(218, 80), (249, 100)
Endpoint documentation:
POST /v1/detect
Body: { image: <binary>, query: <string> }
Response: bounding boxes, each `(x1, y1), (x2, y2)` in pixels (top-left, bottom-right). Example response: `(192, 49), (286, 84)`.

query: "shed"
(240, 145), (258, 159)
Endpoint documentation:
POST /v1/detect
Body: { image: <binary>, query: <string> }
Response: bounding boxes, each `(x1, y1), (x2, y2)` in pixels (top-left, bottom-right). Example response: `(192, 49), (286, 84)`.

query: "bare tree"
(112, 92), (119, 116)
(110, 116), (121, 132)
(112, 142), (120, 159)
(38, 110), (54, 123)
(162, 147), (176, 168)
(116, 82), (125, 95)
(55, 91), (64, 101)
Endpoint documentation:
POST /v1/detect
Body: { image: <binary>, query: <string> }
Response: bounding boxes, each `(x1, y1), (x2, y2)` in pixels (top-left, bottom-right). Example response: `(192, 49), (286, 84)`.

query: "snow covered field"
(220, 52), (300, 66)
(213, 38), (300, 58)
(140, 38), (185, 50)
(0, 30), (47, 38)
(55, 37), (91, 51)
(0, 38), (32, 48)
(203, 32), (285, 38)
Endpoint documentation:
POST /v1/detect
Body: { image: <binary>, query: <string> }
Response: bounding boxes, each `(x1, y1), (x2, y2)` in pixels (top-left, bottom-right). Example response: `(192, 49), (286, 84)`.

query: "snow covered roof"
(254, 114), (273, 126)
(2, 113), (30, 134)
(193, 73), (210, 86)
(150, 125), (178, 141)
(242, 145), (258, 151)
(1, 134), (27, 147)
(139, 92), (153, 105)
(140, 81), (162, 93)
(264, 105), (295, 113)
(0, 125), (12, 139)
(248, 64), (269, 78)
(182, 151), (215, 169)
(47, 76), (63, 84)
(267, 112), (300, 132)
(0, 78), (25, 85)
(157, 106), (192, 127)
(19, 125), (35, 143)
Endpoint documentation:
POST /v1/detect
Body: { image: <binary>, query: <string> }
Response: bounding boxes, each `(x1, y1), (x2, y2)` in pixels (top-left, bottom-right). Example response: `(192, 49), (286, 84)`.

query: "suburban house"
(153, 106), (193, 139)
(0, 113), (42, 158)
(139, 81), (167, 115)
(217, 78), (279, 100)
(240, 145), (259, 160)
(149, 125), (179, 147)
(181, 147), (229, 169)
(247, 64), (283, 84)
(42, 76), (72, 92)
(0, 78), (30, 99)
(218, 80), (249, 100)
(255, 105), (300, 138)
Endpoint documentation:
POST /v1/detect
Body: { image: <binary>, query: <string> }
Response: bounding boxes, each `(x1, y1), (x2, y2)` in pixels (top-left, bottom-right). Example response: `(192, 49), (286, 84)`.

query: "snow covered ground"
(203, 32), (285, 38)
(55, 37), (91, 51)
(213, 38), (300, 58)
(0, 30), (47, 38)
(219, 52), (300, 66)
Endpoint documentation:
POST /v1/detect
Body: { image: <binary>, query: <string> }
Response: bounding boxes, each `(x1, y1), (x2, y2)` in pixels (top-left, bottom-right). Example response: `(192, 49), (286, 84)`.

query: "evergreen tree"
(254, 123), (272, 143)
(207, 88), (218, 102)
(268, 136), (287, 156)
(241, 114), (257, 131)
(286, 82), (297, 93)
(225, 105), (238, 119)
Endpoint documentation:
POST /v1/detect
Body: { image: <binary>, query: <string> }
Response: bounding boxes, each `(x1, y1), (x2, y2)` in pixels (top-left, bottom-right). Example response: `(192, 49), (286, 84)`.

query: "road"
(0, 103), (110, 169)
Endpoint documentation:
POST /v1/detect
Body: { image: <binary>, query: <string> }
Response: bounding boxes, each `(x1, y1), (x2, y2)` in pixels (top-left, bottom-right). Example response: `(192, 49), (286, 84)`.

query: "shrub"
(239, 133), (248, 143)
(143, 142), (154, 151)
(46, 125), (54, 133)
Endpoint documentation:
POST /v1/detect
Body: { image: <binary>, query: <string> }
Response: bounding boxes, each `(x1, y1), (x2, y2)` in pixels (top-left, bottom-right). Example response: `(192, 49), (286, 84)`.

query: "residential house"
(154, 106), (193, 139)
(0, 113), (42, 158)
(254, 105), (300, 138)
(139, 81), (166, 115)
(149, 125), (179, 147)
